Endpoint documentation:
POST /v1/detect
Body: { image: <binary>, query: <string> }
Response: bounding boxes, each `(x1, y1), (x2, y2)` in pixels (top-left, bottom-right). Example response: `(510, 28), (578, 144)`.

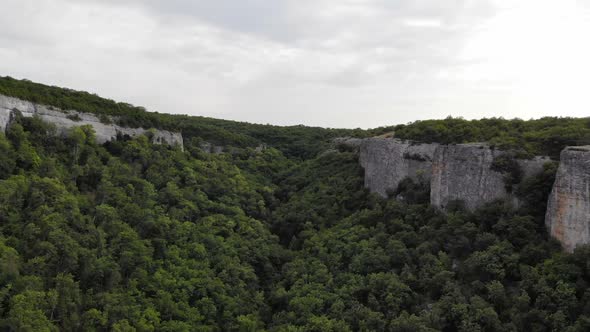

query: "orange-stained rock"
(545, 146), (590, 252)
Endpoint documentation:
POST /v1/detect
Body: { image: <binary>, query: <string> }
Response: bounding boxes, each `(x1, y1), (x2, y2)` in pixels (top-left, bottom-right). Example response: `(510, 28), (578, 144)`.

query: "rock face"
(0, 94), (183, 149)
(355, 135), (587, 252)
(545, 146), (590, 252)
(358, 137), (553, 211)
(430, 143), (509, 211)
(359, 138), (438, 197)
(0, 107), (10, 132)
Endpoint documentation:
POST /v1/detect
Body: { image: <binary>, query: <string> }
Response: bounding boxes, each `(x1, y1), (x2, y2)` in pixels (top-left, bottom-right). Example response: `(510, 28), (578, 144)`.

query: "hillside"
(1, 78), (590, 331)
(0, 77), (383, 160)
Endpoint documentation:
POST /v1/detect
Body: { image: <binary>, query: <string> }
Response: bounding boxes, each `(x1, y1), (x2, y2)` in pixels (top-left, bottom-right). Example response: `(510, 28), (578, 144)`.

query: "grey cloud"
(4, 0), (584, 128)
(69, 0), (297, 41)
(68, 0), (496, 43)
(60, 0), (498, 90)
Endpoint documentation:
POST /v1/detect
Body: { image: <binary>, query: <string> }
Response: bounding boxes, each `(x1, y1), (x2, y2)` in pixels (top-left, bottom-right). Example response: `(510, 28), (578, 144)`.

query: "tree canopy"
(1, 77), (590, 331)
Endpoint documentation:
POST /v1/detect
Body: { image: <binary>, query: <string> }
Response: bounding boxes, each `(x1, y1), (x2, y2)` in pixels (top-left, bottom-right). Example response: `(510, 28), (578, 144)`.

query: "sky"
(1, 0), (589, 128)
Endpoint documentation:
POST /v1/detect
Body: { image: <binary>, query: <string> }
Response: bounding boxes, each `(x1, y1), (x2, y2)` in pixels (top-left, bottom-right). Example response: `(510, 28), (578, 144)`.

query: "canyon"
(2, 92), (589, 253)
(357, 137), (588, 252)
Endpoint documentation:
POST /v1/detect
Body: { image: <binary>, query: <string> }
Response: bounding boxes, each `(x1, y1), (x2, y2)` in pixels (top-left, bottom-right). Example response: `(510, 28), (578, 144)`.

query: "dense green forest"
(2, 77), (590, 331)
(394, 117), (590, 158)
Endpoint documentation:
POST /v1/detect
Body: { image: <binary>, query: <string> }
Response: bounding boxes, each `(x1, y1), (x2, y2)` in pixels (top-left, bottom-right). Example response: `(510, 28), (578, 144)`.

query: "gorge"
(358, 137), (589, 252)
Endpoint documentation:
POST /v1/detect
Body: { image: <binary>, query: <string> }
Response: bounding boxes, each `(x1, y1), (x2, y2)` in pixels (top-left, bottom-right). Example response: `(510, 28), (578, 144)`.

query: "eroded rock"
(545, 146), (590, 252)
(359, 138), (438, 197)
(0, 107), (11, 132)
(430, 143), (509, 211)
(0, 94), (183, 149)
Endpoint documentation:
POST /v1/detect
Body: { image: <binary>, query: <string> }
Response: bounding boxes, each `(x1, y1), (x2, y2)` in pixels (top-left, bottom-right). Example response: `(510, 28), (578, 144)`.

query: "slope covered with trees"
(1, 78), (590, 331)
(394, 117), (590, 158)
(0, 76), (381, 159)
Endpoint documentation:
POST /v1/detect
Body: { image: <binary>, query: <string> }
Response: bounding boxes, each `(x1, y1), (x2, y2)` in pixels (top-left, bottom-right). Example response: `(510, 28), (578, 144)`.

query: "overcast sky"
(1, 0), (589, 128)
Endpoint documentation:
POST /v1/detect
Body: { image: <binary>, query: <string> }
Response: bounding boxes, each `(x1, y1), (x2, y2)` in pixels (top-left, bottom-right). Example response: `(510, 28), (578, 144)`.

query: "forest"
(1, 77), (590, 331)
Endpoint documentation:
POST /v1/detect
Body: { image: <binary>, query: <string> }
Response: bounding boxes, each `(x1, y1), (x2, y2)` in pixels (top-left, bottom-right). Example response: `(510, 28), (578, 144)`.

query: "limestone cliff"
(430, 143), (510, 211)
(0, 94), (183, 149)
(545, 146), (590, 252)
(354, 135), (589, 252)
(0, 107), (10, 132)
(359, 138), (550, 211)
(359, 138), (438, 197)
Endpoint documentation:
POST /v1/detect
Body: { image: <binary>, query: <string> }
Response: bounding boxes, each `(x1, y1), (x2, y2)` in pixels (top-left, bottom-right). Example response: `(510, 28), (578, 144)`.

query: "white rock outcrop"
(359, 138), (552, 211)
(0, 107), (10, 132)
(430, 143), (508, 211)
(0, 94), (183, 149)
(359, 138), (438, 197)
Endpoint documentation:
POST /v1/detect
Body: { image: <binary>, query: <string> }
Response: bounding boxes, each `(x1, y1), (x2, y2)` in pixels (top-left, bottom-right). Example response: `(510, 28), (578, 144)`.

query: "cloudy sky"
(1, 0), (589, 128)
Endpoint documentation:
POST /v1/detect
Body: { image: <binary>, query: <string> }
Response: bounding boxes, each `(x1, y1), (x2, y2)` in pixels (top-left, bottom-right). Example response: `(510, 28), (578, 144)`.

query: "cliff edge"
(430, 143), (508, 211)
(359, 138), (438, 197)
(0, 94), (183, 149)
(545, 146), (590, 252)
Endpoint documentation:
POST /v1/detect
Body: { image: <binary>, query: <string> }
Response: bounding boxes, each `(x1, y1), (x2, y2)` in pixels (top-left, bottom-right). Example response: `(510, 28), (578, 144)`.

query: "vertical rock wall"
(545, 146), (590, 252)
(357, 136), (590, 252)
(430, 143), (508, 211)
(0, 107), (11, 132)
(358, 138), (553, 212)
(354, 134), (588, 252)
(359, 138), (438, 197)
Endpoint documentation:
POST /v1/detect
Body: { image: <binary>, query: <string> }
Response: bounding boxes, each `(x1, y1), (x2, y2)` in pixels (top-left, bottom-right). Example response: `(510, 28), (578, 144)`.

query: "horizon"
(5, 75), (590, 132)
(2, 0), (589, 128)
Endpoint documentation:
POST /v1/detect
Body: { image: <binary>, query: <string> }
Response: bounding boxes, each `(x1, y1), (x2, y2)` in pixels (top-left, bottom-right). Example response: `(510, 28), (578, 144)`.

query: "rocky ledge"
(0, 94), (183, 149)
